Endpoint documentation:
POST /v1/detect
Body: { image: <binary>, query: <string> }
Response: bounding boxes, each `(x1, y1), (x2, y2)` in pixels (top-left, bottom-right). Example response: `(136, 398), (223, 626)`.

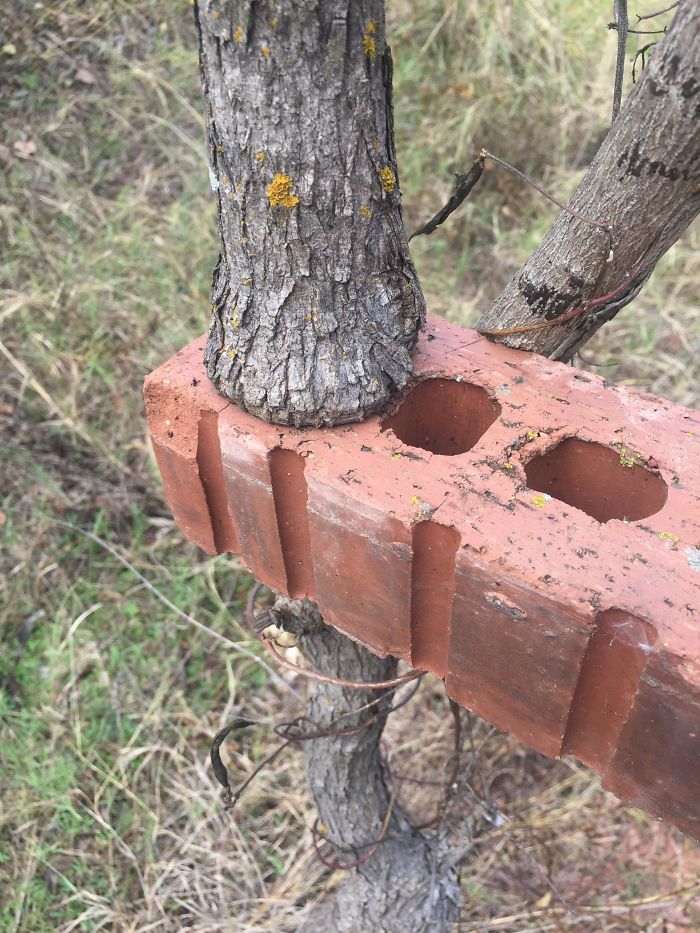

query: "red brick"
(144, 315), (700, 839)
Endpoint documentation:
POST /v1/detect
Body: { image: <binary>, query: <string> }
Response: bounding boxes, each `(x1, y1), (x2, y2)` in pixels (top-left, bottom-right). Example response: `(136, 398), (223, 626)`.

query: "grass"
(1, 1), (698, 929)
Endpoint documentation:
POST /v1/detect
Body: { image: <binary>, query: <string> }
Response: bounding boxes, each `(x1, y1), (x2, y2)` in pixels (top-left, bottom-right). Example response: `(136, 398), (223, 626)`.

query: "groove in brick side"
(269, 448), (316, 599)
(219, 426), (288, 593)
(410, 521), (459, 677)
(561, 610), (657, 770)
(145, 315), (700, 840)
(197, 409), (239, 555)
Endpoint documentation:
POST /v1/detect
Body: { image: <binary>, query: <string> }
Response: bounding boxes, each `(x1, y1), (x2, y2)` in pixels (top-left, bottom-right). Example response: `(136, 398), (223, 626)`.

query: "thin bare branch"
(632, 42), (657, 82)
(636, 1), (679, 22)
(611, 0), (629, 121)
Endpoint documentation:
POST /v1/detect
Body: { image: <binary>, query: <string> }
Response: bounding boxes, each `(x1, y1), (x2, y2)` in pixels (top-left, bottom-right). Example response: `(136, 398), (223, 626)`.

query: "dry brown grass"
(1, 1), (699, 930)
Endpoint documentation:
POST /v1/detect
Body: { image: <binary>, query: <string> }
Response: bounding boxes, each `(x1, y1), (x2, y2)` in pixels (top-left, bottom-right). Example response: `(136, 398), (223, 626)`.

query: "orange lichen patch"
(366, 20), (377, 33)
(233, 25), (243, 43)
(379, 166), (396, 193)
(362, 32), (377, 60)
(360, 205), (372, 219)
(261, 46), (271, 57)
(255, 151), (266, 163)
(266, 173), (300, 209)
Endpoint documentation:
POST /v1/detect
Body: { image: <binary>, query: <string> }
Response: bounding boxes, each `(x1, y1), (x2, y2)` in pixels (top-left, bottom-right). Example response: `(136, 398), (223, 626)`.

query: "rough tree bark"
(476, 0), (699, 361)
(194, 2), (699, 930)
(195, 0), (424, 427)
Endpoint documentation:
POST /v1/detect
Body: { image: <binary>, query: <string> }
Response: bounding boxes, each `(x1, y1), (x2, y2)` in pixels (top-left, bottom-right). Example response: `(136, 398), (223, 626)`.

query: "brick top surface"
(146, 316), (700, 679)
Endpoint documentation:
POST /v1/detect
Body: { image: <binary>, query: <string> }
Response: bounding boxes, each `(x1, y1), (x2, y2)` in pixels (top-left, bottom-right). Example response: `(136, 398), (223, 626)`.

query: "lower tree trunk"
(274, 597), (461, 932)
(475, 1), (699, 362)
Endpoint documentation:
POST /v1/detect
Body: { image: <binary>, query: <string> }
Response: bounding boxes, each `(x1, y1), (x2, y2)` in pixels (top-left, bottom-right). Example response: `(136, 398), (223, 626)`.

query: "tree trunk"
(195, 0), (424, 427)
(476, 1), (699, 361)
(274, 598), (461, 933)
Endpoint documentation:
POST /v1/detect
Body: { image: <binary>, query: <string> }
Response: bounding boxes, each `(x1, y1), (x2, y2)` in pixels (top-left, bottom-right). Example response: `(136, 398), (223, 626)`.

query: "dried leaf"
(75, 67), (96, 85)
(13, 139), (37, 157)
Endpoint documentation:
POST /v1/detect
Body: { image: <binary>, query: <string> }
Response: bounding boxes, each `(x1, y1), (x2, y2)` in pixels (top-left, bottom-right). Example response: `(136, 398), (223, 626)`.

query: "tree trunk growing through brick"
(195, 0), (424, 428)
(195, 3), (457, 928)
(194, 1), (699, 929)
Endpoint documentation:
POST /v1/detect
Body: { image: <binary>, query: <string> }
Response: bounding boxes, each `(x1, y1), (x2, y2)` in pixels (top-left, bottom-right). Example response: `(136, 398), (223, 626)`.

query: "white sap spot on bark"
(685, 546), (700, 572)
(209, 167), (220, 191)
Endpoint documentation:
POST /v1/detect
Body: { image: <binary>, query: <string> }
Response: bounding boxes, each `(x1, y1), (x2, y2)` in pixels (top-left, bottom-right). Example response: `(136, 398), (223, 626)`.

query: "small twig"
(611, 0), (629, 121)
(226, 741), (291, 809)
(627, 26), (668, 33)
(632, 42), (656, 83)
(410, 150), (612, 252)
(409, 154), (485, 240)
(217, 677), (423, 809)
(636, 1), (678, 22)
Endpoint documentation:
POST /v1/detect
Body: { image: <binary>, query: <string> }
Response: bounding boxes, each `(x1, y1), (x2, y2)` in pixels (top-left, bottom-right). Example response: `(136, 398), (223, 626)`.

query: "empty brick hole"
(382, 378), (500, 455)
(525, 438), (668, 523)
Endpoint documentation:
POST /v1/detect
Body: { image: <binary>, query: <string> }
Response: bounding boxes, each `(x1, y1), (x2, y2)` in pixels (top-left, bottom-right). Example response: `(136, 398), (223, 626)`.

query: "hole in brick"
(382, 379), (501, 455)
(561, 609), (657, 771)
(410, 521), (460, 677)
(269, 448), (315, 600)
(524, 438), (667, 523)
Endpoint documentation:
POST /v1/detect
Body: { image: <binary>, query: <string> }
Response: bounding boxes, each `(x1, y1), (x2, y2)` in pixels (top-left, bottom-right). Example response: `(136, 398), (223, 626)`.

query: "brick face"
(145, 315), (700, 840)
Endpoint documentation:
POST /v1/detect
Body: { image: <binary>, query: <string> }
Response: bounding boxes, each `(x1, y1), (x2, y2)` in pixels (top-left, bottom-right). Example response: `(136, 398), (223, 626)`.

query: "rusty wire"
(209, 584), (463, 869)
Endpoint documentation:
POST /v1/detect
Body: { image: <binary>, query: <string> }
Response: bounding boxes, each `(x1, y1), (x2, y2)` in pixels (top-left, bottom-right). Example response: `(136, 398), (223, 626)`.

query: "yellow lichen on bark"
(266, 173), (300, 208)
(362, 33), (377, 59)
(233, 25), (243, 43)
(379, 166), (396, 193)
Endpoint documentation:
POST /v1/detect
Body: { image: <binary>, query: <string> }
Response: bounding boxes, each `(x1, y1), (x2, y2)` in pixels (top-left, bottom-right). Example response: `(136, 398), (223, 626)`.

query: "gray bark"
(476, 1), (700, 361)
(274, 598), (461, 933)
(195, 0), (424, 427)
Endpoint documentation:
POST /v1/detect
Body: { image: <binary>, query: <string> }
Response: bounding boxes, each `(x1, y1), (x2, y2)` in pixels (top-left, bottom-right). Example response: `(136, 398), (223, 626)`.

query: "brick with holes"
(145, 315), (700, 840)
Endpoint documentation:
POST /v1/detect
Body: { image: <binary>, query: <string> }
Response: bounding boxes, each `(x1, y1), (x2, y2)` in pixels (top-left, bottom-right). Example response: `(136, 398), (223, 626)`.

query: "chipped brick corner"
(145, 315), (700, 841)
